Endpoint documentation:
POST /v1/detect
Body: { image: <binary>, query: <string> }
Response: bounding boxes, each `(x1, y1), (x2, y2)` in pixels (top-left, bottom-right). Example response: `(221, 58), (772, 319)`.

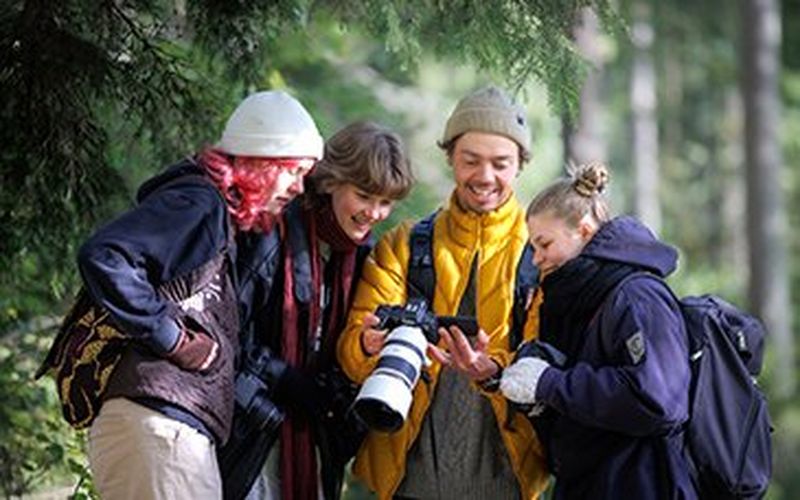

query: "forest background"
(1, 0), (798, 498)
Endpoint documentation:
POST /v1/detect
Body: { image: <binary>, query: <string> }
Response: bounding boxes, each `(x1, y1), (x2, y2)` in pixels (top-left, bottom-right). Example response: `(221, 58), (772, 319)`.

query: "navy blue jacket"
(534, 216), (697, 499)
(78, 159), (231, 355)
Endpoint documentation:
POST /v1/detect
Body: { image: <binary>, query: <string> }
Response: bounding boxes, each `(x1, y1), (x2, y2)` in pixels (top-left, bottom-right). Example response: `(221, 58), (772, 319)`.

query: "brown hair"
(526, 161), (611, 228)
(308, 121), (414, 202)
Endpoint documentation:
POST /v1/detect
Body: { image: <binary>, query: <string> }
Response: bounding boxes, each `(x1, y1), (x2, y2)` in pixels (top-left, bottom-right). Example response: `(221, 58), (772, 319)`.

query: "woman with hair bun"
(500, 162), (697, 499)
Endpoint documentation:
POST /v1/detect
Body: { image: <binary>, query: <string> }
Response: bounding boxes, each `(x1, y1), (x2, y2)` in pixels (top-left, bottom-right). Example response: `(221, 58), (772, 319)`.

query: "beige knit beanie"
(441, 86), (531, 158)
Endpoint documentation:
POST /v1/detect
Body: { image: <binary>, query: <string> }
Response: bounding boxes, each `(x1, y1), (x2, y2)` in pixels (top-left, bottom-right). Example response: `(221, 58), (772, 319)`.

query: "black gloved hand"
(272, 366), (332, 421)
(166, 326), (218, 372)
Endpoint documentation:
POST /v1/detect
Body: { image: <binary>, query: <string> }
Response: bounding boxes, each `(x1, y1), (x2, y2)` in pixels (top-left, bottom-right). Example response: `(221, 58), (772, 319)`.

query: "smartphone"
(437, 316), (480, 337)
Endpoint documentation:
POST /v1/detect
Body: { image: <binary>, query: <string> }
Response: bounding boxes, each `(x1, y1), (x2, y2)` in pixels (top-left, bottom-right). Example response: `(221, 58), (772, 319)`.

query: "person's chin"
(347, 228), (368, 241)
(263, 200), (286, 215)
(468, 199), (501, 213)
(348, 221), (374, 240)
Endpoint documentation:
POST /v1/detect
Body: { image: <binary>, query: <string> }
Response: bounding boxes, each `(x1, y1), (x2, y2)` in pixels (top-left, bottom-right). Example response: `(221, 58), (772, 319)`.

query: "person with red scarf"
(79, 90), (323, 500)
(227, 121), (415, 500)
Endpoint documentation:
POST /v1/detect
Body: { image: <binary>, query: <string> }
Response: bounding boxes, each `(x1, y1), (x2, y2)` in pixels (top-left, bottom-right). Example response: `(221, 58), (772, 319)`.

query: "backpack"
(619, 273), (773, 499)
(680, 293), (772, 499)
(407, 211), (538, 349)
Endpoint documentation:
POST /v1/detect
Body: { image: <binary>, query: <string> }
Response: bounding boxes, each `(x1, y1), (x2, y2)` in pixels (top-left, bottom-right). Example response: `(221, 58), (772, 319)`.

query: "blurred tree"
(563, 7), (609, 166)
(629, 1), (661, 233)
(741, 0), (794, 399)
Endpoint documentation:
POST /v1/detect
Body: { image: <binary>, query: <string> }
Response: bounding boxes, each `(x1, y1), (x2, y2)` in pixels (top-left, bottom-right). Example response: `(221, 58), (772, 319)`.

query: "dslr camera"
(375, 298), (480, 344)
(218, 347), (285, 500)
(234, 347), (285, 433)
(353, 298), (479, 432)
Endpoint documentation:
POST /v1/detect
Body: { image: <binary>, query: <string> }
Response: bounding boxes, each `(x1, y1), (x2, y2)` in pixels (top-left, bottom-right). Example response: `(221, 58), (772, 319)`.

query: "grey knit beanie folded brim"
(442, 86), (531, 156)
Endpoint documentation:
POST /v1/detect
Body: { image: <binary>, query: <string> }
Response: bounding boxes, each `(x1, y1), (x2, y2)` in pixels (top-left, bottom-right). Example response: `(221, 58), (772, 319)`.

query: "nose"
(288, 172), (304, 195)
(366, 202), (389, 222)
(533, 249), (545, 267)
(473, 163), (494, 183)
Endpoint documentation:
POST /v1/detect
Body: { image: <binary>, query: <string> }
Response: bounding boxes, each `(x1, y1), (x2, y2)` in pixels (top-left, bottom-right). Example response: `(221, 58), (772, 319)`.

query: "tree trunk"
(630, 2), (661, 233)
(720, 90), (748, 279)
(741, 0), (794, 398)
(563, 8), (607, 166)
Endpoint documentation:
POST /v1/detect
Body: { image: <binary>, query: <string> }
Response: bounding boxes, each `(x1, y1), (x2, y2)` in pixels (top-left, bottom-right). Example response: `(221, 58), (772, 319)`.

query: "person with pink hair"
(77, 90), (323, 500)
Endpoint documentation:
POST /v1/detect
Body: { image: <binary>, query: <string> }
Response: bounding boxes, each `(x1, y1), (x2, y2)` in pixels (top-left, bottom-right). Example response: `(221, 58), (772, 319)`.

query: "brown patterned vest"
(103, 250), (240, 443)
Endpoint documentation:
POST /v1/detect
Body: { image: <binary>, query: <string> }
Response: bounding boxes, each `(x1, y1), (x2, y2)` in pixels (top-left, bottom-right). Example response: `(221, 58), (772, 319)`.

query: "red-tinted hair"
(199, 148), (283, 232)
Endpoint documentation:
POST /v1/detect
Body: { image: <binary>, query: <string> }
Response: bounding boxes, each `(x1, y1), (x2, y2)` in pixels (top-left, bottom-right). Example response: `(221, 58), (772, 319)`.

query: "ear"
(577, 215), (598, 242)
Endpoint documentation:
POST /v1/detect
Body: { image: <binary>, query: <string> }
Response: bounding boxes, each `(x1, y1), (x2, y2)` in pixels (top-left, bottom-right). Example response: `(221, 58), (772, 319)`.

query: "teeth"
(469, 186), (495, 196)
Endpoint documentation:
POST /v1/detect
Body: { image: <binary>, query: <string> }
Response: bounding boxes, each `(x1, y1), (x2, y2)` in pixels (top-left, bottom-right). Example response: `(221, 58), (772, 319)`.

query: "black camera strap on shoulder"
(407, 210), (538, 350)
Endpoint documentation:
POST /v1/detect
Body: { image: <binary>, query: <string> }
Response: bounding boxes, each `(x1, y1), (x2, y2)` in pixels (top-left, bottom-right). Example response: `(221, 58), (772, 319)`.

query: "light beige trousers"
(88, 398), (221, 500)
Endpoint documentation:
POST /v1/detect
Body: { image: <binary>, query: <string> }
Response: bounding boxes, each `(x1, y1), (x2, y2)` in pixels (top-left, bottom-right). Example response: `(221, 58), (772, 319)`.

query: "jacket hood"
(137, 157), (204, 202)
(582, 215), (678, 278)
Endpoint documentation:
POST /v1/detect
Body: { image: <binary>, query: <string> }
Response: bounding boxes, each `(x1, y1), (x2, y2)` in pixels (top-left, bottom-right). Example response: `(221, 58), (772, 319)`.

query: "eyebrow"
(459, 149), (513, 161)
(532, 235), (549, 245)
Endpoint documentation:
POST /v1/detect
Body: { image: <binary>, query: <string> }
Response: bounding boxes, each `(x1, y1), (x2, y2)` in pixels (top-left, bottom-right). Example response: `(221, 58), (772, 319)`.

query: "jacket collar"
(442, 191), (526, 251)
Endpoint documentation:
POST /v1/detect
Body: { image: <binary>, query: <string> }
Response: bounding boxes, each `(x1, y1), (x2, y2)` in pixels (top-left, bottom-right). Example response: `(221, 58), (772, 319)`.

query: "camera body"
(375, 298), (480, 344)
(234, 347), (285, 433)
(375, 298), (440, 343)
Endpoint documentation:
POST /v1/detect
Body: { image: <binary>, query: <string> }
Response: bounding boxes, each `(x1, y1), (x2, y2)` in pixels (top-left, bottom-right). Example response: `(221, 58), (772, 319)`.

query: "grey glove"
(500, 357), (550, 405)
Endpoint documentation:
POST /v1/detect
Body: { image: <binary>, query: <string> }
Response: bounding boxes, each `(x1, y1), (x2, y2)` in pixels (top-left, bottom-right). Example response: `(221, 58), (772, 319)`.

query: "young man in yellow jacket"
(337, 86), (548, 500)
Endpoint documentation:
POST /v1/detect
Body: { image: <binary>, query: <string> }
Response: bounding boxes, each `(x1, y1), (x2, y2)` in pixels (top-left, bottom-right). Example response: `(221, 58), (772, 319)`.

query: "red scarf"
(279, 198), (363, 500)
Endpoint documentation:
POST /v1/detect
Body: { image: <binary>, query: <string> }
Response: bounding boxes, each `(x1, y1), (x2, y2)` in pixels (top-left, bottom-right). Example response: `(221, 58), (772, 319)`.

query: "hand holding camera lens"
(354, 298), (490, 432)
(360, 314), (388, 356)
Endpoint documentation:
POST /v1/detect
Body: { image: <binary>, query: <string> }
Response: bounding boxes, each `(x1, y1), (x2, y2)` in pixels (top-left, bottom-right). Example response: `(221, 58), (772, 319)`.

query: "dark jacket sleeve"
(78, 178), (228, 354)
(536, 278), (691, 436)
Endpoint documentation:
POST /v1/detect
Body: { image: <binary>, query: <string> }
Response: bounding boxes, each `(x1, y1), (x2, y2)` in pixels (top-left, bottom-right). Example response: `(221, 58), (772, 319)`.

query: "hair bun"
(571, 161), (609, 197)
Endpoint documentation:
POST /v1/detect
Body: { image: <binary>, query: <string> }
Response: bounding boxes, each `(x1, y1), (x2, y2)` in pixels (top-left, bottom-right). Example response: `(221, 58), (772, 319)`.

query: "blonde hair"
(526, 161), (611, 228)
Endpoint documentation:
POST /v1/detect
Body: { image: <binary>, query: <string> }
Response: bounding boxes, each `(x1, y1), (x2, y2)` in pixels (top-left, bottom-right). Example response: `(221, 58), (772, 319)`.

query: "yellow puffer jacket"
(337, 193), (549, 500)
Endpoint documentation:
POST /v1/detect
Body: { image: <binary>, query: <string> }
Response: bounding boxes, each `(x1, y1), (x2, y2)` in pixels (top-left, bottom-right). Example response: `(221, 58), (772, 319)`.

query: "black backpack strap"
(407, 210), (439, 302)
(509, 243), (539, 350)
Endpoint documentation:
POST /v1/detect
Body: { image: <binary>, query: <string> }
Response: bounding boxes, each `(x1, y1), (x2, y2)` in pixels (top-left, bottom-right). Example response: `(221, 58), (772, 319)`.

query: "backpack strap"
(407, 211), (539, 351)
(509, 243), (539, 350)
(407, 211), (438, 302)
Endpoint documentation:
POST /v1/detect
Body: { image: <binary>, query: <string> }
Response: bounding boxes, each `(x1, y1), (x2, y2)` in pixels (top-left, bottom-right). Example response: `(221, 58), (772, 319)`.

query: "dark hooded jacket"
(533, 216), (696, 499)
(79, 159), (243, 443)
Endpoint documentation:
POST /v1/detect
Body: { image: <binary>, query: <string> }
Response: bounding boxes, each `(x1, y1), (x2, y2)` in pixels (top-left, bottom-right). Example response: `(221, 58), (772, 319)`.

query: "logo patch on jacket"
(625, 331), (646, 365)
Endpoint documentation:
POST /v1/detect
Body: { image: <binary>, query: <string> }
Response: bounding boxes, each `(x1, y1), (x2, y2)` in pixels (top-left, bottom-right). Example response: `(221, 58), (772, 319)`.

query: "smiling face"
(527, 211), (596, 278)
(329, 182), (395, 241)
(450, 132), (520, 213)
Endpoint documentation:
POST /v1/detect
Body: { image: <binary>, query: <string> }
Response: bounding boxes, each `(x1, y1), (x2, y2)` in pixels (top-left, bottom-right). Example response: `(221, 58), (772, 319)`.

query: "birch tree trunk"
(741, 0), (794, 398)
(630, 2), (661, 234)
(563, 8), (607, 166)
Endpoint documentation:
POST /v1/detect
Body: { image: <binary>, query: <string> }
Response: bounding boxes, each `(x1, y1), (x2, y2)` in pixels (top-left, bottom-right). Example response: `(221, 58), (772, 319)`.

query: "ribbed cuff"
(150, 318), (182, 355)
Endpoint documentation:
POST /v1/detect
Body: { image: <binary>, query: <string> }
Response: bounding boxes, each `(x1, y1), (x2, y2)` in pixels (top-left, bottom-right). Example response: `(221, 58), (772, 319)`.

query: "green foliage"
(0, 0), (218, 326)
(1, 0), (617, 321)
(331, 0), (619, 116)
(0, 324), (87, 497)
